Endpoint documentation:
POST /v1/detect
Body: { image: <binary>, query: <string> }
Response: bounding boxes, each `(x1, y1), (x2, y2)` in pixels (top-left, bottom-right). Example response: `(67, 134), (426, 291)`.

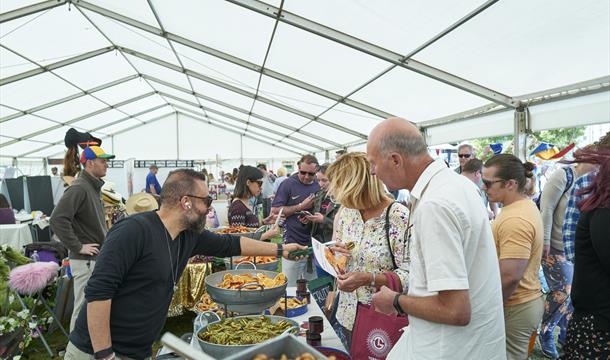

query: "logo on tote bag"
(367, 328), (392, 358)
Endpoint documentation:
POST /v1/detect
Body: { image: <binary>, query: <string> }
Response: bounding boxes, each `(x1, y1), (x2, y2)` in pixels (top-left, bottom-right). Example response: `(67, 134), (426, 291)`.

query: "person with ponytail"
(483, 154), (544, 360)
(561, 147), (610, 359)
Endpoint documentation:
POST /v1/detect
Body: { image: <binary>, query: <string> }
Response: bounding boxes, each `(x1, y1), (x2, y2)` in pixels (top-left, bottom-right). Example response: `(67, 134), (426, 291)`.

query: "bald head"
(370, 117), (427, 157)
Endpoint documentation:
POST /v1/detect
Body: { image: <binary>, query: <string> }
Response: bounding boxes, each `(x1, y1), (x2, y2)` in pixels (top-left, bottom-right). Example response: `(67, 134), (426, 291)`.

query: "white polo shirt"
(388, 159), (506, 360)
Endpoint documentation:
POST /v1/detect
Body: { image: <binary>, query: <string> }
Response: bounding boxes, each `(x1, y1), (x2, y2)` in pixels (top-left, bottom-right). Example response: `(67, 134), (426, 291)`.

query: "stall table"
(0, 223), (34, 250)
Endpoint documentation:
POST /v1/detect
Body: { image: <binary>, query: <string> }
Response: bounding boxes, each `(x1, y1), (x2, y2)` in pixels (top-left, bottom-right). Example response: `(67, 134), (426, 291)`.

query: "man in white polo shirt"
(369, 118), (506, 360)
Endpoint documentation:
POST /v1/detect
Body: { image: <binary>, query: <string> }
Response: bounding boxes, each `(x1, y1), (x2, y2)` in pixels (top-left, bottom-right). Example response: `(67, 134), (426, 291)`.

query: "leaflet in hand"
(311, 237), (348, 277)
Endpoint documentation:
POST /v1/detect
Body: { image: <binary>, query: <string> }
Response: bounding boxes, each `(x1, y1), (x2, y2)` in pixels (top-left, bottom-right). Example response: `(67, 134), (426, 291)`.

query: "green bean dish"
(198, 316), (294, 345)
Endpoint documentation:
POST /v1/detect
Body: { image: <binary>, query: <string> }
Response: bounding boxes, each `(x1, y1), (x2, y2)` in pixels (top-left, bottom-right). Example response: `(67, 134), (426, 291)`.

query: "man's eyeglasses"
(299, 170), (316, 177)
(185, 194), (213, 207)
(482, 179), (505, 188)
(458, 154), (472, 159)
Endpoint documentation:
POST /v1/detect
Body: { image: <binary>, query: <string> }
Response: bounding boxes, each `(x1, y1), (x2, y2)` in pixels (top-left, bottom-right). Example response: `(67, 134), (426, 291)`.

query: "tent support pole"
(175, 112), (180, 160)
(513, 106), (529, 161)
(240, 135), (244, 165)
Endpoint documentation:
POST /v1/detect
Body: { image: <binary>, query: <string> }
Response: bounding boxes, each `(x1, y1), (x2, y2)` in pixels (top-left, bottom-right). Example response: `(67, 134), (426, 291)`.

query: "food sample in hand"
(324, 247), (348, 274)
(215, 226), (256, 234)
(199, 316), (293, 345)
(217, 272), (287, 290)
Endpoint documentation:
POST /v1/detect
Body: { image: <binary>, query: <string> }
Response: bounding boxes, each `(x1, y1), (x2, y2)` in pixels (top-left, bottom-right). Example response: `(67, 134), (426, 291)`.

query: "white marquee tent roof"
(1, 0), (609, 161)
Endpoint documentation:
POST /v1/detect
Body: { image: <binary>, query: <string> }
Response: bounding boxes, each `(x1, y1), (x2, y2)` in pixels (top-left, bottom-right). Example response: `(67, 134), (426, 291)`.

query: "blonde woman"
(327, 152), (410, 345)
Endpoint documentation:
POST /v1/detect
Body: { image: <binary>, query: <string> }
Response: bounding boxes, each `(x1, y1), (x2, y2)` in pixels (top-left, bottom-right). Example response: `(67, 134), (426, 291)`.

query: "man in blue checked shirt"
(562, 172), (594, 263)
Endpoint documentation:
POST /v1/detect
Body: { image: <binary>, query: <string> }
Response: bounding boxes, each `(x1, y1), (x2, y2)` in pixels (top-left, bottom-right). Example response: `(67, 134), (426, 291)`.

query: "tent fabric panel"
(28, 125), (75, 144)
(286, 132), (335, 149)
(112, 114), (178, 158)
(170, 41), (261, 92)
(103, 118), (143, 135)
(189, 76), (256, 111)
(69, 108), (132, 132)
(151, 0), (276, 66)
(265, 22), (390, 96)
(25, 144), (67, 159)
(283, 0), (487, 56)
(1, 138), (49, 157)
(299, 121), (360, 145)
(529, 91), (610, 132)
(0, 72), (79, 109)
(53, 51), (138, 90)
(90, 78), (154, 105)
(1, 7), (111, 68)
(177, 113), (241, 160)
(35, 95), (108, 121)
(0, 47), (37, 78)
(81, 9), (180, 67)
(322, 103), (383, 136)
(350, 67), (490, 122)
(257, 75), (336, 115)
(132, 105), (174, 122)
(415, 0), (610, 95)
(113, 94), (166, 116)
(425, 110), (514, 146)
(251, 101), (310, 128)
(0, 114), (58, 139)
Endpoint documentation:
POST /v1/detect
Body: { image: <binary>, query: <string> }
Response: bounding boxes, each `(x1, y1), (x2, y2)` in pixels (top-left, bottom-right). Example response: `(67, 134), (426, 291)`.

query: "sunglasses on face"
(299, 170), (316, 177)
(482, 179), (504, 188)
(458, 154), (472, 159)
(185, 194), (213, 207)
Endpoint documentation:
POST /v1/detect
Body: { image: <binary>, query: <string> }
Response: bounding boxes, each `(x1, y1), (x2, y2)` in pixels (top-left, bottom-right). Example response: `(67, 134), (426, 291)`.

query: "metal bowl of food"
(205, 269), (287, 314)
(196, 313), (299, 358)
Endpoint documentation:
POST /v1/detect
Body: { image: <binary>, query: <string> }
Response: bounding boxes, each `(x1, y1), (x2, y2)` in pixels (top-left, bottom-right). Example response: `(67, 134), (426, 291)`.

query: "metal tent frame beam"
(141, 74), (342, 148)
(227, 0), (517, 108)
(20, 104), (170, 157)
(0, 46), (115, 86)
(72, 0), (393, 119)
(119, 46), (367, 139)
(0, 75), (139, 123)
(0, 0), (67, 24)
(1, 92), (157, 148)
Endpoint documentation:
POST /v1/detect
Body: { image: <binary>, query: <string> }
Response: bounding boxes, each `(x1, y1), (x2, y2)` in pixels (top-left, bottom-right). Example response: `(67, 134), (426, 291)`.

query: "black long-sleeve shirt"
(572, 207), (610, 330)
(69, 211), (241, 359)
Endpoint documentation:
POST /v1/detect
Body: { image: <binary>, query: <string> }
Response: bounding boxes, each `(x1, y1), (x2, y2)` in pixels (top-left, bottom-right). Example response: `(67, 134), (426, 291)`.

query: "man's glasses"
(482, 179), (505, 188)
(299, 170), (316, 177)
(185, 194), (213, 207)
(458, 154), (472, 159)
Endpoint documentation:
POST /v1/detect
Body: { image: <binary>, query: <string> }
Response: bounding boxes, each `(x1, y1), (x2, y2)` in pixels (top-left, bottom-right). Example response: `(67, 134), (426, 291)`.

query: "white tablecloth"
(0, 223), (33, 250)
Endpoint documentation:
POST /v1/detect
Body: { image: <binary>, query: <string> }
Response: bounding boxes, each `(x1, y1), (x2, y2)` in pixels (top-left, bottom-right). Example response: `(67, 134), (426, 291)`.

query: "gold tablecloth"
(168, 261), (213, 317)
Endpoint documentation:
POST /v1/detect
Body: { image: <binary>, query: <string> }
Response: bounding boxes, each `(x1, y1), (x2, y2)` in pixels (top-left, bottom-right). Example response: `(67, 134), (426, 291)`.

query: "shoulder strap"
(563, 167), (574, 195)
(384, 202), (398, 269)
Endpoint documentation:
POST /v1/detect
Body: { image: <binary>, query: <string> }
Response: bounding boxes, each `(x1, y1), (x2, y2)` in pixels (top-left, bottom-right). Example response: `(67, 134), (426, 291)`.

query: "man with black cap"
(51, 145), (116, 331)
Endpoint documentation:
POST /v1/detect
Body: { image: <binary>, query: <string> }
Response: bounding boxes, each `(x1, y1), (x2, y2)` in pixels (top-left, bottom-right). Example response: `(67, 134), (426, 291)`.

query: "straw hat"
(126, 193), (158, 215)
(101, 181), (123, 205)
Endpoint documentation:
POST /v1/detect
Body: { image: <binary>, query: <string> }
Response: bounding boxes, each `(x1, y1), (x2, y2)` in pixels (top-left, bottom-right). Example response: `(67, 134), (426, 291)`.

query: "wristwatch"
(393, 293), (405, 315)
(276, 243), (283, 258)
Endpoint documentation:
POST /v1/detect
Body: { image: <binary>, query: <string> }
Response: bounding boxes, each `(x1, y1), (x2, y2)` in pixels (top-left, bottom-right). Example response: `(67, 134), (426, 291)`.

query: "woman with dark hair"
(561, 148), (610, 359)
(0, 194), (16, 225)
(482, 154), (544, 360)
(228, 166), (279, 241)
